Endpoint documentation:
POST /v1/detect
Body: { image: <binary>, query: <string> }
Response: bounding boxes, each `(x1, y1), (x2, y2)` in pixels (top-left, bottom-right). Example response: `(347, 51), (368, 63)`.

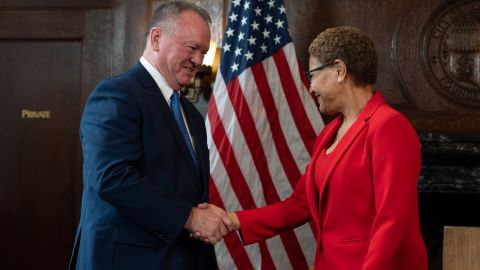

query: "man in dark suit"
(68, 1), (232, 269)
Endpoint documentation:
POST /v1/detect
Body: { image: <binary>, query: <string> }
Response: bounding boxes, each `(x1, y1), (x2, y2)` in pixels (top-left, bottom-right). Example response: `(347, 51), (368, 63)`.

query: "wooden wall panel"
(0, 0), (148, 269)
(0, 0), (120, 8)
(443, 226), (480, 270)
(0, 10), (84, 39)
(0, 41), (82, 269)
(284, 0), (480, 132)
(285, 0), (412, 105)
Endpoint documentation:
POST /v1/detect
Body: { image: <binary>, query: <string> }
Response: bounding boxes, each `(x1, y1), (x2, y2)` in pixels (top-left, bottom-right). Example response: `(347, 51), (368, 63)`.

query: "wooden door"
(0, 1), (146, 268)
(0, 36), (83, 269)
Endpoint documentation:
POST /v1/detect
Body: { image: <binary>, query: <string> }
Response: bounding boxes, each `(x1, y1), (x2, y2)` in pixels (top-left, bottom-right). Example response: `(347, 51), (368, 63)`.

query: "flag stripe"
(273, 47), (318, 155)
(230, 68), (316, 269)
(209, 131), (264, 269)
(236, 69), (294, 200)
(208, 94), (257, 209)
(285, 43), (323, 137)
(261, 54), (312, 179)
(223, 77), (309, 269)
(225, 78), (278, 205)
(209, 1), (322, 268)
(293, 224), (317, 267)
(208, 95), (277, 268)
(249, 61), (302, 188)
(255, 52), (322, 254)
(209, 177), (255, 270)
(210, 74), (267, 207)
(232, 69), (302, 268)
(210, 72), (310, 269)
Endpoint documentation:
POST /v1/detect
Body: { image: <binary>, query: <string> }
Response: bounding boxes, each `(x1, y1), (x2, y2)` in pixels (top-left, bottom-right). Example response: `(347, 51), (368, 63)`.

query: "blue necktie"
(171, 92), (197, 168)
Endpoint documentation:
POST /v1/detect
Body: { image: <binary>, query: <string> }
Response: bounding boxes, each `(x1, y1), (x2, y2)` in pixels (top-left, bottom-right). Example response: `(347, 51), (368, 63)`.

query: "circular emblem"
(421, 1), (480, 107)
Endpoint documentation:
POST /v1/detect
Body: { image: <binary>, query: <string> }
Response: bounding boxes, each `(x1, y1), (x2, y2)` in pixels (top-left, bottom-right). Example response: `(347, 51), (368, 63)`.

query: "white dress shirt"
(139, 57), (195, 150)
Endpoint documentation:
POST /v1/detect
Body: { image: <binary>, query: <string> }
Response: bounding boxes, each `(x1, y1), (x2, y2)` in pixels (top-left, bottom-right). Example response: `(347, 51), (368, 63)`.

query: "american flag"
(206, 0), (323, 269)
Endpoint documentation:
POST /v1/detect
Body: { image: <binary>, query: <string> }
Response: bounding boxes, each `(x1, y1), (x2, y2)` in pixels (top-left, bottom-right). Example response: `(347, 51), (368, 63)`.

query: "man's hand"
(191, 203), (240, 244)
(184, 203), (233, 244)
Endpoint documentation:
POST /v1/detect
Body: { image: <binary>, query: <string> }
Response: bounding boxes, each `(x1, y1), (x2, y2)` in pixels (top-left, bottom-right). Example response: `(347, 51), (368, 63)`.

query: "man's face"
(154, 11), (211, 90)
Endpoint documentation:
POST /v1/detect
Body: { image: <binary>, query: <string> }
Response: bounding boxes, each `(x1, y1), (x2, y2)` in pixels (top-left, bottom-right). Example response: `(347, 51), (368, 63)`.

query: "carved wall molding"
(0, 0), (121, 8)
(421, 1), (480, 108)
(392, 0), (480, 132)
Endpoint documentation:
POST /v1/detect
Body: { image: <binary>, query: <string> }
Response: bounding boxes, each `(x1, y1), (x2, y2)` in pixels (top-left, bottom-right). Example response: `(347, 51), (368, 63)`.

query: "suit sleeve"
(81, 82), (192, 244)
(235, 171), (312, 245)
(362, 113), (422, 270)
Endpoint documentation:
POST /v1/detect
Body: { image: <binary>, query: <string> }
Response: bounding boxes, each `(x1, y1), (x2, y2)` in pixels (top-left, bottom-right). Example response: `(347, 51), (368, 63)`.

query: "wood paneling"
(0, 10), (84, 39)
(285, 0), (413, 105)
(0, 41), (82, 269)
(443, 226), (480, 270)
(0, 0), (147, 268)
(0, 0), (120, 9)
(284, 0), (480, 132)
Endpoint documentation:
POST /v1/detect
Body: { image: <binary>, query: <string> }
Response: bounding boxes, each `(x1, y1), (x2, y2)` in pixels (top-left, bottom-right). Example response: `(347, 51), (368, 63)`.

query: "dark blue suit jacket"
(69, 63), (216, 269)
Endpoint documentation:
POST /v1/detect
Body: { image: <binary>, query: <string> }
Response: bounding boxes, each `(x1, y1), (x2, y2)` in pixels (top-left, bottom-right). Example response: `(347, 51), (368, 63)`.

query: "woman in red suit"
(220, 26), (428, 269)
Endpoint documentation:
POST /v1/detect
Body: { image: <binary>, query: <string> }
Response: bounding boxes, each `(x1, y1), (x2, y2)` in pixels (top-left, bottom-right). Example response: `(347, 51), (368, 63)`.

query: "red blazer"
(236, 92), (428, 270)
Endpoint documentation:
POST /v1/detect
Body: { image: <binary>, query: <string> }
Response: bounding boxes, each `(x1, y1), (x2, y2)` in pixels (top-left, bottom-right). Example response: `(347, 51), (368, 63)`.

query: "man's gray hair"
(146, 0), (211, 38)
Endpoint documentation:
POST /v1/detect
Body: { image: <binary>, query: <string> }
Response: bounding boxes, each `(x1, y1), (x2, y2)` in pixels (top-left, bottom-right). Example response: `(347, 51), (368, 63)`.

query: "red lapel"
(305, 117), (341, 228)
(305, 92), (386, 229)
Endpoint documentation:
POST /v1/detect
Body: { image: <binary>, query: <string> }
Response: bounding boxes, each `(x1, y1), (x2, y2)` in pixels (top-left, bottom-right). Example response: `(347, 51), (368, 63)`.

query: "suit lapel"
(316, 119), (367, 201)
(305, 117), (342, 228)
(312, 92), (386, 220)
(131, 62), (199, 174)
(182, 99), (208, 193)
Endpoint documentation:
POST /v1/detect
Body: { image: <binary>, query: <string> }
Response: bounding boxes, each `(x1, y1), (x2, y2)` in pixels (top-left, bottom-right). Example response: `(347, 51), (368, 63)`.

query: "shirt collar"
(139, 56), (175, 106)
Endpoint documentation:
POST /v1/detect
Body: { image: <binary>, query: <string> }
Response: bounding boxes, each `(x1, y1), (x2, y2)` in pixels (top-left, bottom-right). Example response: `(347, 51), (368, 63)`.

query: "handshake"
(184, 203), (239, 244)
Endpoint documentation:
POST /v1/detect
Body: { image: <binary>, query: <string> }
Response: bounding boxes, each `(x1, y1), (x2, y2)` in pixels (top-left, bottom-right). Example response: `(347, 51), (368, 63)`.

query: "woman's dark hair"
(308, 26), (377, 86)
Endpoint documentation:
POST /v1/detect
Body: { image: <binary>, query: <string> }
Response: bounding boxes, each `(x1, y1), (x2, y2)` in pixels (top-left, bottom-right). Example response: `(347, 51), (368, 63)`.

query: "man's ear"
(149, 27), (161, 52)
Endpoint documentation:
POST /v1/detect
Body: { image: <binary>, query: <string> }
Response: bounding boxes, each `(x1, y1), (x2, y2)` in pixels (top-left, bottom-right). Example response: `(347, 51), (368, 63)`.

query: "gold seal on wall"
(421, 1), (480, 107)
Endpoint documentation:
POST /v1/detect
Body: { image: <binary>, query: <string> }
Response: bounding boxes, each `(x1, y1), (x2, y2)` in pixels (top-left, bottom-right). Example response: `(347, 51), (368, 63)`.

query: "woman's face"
(308, 56), (339, 115)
